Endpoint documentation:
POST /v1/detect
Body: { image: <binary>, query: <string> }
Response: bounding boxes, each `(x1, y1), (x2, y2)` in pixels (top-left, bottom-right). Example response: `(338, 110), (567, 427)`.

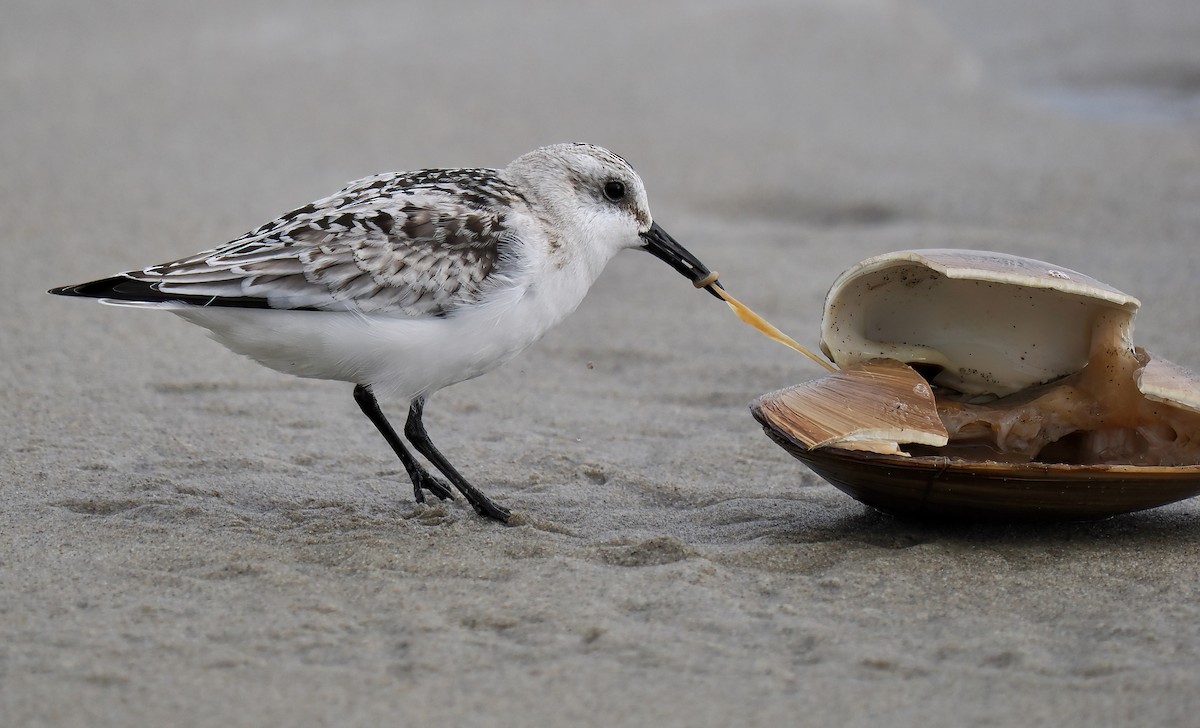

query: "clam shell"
(753, 358), (947, 455)
(752, 393), (1200, 521)
(755, 248), (1200, 520)
(1138, 357), (1200, 415)
(820, 249), (1141, 397)
(753, 351), (1200, 520)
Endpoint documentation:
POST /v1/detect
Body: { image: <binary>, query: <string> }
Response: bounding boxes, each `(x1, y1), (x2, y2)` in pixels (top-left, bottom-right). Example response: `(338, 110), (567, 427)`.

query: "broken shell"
(819, 249), (1140, 397)
(754, 358), (947, 456)
(754, 249), (1200, 521)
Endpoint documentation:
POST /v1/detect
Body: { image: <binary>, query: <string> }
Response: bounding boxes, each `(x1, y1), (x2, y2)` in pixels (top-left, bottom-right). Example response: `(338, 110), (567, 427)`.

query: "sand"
(4, 1), (1200, 725)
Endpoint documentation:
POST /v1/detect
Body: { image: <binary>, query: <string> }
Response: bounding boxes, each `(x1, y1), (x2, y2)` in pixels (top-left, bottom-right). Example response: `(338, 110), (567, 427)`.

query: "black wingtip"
(47, 274), (281, 309)
(48, 278), (159, 303)
(48, 276), (136, 299)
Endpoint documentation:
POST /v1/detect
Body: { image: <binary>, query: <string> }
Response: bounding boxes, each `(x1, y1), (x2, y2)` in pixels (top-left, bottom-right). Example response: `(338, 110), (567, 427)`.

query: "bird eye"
(603, 180), (626, 201)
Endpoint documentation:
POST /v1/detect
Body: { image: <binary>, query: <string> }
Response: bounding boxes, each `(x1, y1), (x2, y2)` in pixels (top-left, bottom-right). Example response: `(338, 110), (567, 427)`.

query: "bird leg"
(353, 385), (455, 504)
(404, 397), (512, 522)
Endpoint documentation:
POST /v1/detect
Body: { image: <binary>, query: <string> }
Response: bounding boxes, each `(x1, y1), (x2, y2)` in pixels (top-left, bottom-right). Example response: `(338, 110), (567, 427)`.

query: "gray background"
(4, 1), (1200, 725)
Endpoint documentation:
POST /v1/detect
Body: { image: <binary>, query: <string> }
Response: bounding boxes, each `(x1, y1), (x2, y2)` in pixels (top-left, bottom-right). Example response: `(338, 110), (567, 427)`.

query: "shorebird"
(50, 143), (720, 522)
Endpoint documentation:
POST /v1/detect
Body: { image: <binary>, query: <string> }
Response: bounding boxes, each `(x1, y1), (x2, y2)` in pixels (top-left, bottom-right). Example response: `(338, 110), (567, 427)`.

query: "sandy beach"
(4, 1), (1200, 725)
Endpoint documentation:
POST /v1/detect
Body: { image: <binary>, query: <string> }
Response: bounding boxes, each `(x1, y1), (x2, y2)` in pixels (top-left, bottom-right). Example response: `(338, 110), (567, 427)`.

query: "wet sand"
(4, 1), (1200, 725)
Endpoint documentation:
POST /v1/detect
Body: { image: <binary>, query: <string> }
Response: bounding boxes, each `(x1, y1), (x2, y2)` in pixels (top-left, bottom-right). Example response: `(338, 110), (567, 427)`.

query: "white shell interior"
(820, 249), (1142, 397)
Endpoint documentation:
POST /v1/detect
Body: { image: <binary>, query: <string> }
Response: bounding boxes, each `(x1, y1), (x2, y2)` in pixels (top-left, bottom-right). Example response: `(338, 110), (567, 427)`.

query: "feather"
(79, 168), (525, 318)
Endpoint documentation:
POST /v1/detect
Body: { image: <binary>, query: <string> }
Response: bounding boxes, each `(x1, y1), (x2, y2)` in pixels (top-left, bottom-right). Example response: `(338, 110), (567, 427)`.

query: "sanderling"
(50, 143), (721, 522)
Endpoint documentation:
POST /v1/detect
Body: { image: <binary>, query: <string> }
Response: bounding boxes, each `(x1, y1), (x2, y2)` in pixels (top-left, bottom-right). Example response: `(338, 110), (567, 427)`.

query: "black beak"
(639, 222), (724, 300)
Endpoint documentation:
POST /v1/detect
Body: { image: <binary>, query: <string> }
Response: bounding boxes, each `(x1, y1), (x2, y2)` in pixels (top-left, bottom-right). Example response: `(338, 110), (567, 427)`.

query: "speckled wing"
(62, 169), (524, 318)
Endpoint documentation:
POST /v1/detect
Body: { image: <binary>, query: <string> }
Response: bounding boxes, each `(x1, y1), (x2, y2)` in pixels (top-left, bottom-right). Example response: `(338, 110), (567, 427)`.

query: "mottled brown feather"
(131, 168), (525, 317)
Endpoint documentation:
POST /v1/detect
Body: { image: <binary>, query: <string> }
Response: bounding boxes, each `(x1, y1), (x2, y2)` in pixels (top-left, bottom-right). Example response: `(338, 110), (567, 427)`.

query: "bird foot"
(470, 501), (508, 522)
(469, 495), (511, 523)
(412, 472), (455, 503)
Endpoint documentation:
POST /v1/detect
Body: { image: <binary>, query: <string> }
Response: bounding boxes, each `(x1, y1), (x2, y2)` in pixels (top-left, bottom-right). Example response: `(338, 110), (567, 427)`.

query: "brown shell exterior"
(752, 394), (1200, 521)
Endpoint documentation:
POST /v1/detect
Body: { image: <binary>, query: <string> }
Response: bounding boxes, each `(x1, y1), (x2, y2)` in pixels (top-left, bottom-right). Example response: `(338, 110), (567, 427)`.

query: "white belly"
(171, 270), (592, 400)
